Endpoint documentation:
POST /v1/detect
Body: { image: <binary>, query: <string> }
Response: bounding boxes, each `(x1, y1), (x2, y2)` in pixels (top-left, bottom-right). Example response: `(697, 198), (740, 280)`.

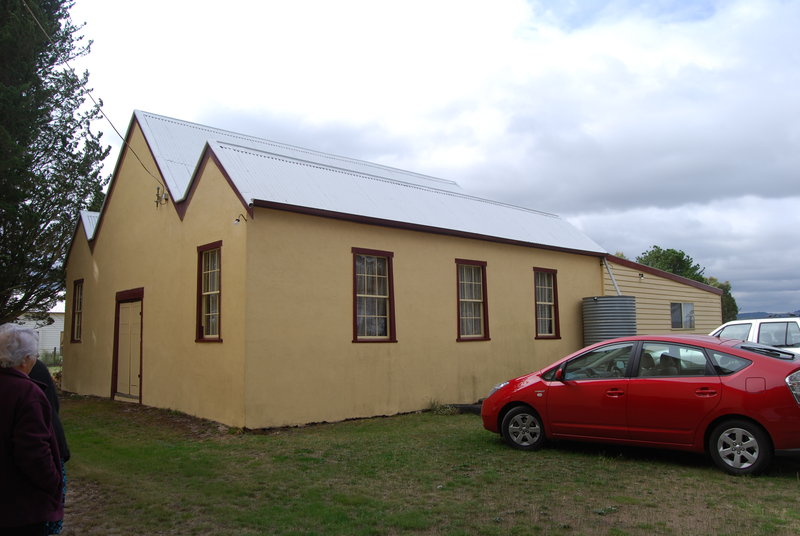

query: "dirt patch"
(60, 478), (115, 536)
(117, 403), (229, 440)
(63, 393), (229, 441)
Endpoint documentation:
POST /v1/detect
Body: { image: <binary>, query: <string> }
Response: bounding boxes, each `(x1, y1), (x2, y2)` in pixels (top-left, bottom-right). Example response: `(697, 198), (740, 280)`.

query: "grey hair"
(0, 324), (39, 368)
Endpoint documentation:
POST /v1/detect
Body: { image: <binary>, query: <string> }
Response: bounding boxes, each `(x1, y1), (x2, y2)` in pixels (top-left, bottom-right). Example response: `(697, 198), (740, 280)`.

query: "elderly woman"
(0, 326), (63, 536)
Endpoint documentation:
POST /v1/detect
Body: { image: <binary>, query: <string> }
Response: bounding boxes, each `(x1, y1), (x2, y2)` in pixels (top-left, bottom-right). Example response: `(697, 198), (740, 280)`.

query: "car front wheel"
(708, 419), (772, 476)
(501, 406), (545, 451)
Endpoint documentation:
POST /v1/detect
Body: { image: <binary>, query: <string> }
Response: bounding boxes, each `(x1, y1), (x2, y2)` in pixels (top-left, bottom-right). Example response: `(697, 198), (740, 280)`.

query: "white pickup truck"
(710, 317), (800, 355)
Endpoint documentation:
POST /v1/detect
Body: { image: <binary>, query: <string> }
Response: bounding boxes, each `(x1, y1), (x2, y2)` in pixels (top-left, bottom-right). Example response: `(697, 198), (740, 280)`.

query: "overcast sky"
(69, 0), (800, 314)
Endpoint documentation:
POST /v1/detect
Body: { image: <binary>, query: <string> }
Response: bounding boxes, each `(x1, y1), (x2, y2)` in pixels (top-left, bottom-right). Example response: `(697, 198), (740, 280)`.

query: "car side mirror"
(554, 368), (565, 382)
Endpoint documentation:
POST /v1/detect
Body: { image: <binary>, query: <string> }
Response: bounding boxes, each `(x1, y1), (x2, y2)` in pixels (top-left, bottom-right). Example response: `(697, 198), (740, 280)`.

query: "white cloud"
(568, 196), (800, 312)
(69, 0), (800, 312)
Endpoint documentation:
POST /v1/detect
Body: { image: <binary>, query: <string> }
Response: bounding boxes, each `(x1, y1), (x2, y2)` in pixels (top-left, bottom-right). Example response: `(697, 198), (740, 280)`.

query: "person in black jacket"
(29, 359), (70, 463)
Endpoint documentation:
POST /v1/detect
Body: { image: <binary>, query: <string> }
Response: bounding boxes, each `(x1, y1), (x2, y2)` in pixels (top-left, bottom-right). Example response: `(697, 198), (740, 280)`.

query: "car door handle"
(605, 388), (625, 398)
(695, 387), (718, 398)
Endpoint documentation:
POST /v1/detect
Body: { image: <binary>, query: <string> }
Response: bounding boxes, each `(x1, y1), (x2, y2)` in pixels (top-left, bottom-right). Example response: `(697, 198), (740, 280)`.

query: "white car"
(710, 317), (800, 355)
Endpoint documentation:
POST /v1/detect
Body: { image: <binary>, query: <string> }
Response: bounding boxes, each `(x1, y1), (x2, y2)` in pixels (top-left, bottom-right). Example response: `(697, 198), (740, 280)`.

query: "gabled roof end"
(80, 210), (100, 240)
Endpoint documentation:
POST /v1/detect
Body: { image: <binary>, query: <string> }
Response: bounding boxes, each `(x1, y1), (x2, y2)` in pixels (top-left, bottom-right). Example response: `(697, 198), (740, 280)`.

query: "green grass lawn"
(59, 395), (800, 535)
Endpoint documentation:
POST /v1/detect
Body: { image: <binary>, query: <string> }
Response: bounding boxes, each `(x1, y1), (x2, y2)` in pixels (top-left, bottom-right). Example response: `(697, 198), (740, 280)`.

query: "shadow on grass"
(495, 437), (800, 477)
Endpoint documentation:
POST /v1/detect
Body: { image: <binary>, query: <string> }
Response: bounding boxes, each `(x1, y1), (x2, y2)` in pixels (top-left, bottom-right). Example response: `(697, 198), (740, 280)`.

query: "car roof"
(717, 317), (800, 327)
(606, 334), (726, 345)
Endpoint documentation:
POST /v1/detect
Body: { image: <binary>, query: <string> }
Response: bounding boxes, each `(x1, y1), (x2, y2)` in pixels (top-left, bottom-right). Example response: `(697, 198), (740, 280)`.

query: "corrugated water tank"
(582, 296), (637, 346)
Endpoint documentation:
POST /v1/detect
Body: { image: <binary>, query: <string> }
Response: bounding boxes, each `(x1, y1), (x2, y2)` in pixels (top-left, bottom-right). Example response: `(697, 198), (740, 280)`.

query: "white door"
(116, 300), (142, 399)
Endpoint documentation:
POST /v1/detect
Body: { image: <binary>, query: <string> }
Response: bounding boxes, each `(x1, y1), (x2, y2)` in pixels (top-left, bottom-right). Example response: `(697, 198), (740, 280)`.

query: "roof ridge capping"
(135, 110), (460, 189)
(211, 140), (561, 219)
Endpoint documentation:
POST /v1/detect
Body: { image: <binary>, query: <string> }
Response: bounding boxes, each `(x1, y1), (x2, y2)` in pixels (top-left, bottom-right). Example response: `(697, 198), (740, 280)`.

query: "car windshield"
(737, 343), (796, 360)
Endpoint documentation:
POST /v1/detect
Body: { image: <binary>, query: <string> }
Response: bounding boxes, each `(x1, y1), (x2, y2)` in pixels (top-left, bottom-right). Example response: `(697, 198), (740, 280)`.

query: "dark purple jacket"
(0, 367), (64, 527)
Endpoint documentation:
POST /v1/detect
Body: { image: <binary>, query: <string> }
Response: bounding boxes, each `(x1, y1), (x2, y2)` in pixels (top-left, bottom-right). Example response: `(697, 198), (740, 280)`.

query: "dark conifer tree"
(0, 0), (109, 323)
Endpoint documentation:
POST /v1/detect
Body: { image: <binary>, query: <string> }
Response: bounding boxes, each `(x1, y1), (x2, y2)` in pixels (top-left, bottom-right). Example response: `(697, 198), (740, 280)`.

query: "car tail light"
(787, 371), (800, 405)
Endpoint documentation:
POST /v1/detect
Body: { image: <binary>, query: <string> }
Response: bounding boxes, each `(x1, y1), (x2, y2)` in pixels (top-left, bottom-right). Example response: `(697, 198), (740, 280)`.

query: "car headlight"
(786, 371), (800, 405)
(487, 381), (509, 397)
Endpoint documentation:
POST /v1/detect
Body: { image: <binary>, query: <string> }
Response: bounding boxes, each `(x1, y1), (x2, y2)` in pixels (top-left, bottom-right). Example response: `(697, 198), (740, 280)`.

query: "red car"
(481, 335), (800, 475)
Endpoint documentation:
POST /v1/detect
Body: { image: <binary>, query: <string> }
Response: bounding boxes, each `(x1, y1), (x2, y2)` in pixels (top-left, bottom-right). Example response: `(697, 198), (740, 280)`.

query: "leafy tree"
(636, 246), (739, 322)
(0, 0), (109, 324)
(636, 246), (706, 283)
(706, 277), (740, 323)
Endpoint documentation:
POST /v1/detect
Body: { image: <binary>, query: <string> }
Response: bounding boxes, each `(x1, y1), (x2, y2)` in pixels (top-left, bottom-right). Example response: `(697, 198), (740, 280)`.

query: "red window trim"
(533, 267), (561, 340)
(455, 259), (490, 342)
(196, 241), (223, 343)
(352, 247), (397, 343)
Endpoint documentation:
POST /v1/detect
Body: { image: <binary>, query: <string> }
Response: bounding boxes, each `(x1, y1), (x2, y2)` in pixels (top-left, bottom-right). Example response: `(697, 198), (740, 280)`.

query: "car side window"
(638, 343), (710, 377)
(758, 322), (791, 347)
(718, 324), (751, 341)
(788, 323), (800, 348)
(562, 343), (633, 380)
(708, 350), (751, 375)
(757, 321), (800, 348)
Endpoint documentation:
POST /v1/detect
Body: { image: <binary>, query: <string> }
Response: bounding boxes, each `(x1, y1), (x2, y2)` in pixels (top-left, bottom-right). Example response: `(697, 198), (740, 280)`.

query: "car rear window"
(708, 351), (751, 375)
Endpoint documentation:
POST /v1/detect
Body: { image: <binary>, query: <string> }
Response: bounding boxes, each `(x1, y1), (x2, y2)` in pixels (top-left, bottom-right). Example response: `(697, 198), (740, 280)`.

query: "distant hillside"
(738, 310), (800, 320)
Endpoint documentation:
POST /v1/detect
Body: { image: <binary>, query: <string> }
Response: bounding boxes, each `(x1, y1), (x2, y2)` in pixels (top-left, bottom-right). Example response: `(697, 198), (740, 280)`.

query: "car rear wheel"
(501, 406), (545, 451)
(708, 419), (772, 476)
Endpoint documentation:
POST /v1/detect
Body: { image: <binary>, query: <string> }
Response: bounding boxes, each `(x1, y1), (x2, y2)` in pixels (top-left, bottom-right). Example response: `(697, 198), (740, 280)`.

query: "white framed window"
(670, 302), (695, 329)
(457, 259), (489, 341)
(534, 268), (559, 338)
(197, 242), (222, 341)
(353, 248), (396, 342)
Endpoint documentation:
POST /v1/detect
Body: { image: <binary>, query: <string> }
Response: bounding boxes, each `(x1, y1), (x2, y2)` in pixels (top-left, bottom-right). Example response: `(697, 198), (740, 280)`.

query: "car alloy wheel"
(709, 419), (772, 475)
(501, 406), (545, 451)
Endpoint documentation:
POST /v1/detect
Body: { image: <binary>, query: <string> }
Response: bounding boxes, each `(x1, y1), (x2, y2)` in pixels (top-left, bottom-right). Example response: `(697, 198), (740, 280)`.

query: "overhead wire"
(20, 0), (168, 193)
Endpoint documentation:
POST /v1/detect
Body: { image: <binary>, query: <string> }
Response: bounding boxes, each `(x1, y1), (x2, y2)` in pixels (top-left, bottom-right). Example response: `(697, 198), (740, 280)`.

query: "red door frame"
(111, 287), (144, 402)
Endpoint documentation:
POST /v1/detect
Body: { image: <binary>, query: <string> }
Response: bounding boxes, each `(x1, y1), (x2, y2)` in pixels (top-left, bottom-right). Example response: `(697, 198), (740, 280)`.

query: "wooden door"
(115, 300), (142, 399)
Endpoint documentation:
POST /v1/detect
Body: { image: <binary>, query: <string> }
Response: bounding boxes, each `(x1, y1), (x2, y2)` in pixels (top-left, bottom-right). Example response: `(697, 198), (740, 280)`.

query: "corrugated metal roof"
(133, 111), (605, 254)
(135, 111), (462, 201)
